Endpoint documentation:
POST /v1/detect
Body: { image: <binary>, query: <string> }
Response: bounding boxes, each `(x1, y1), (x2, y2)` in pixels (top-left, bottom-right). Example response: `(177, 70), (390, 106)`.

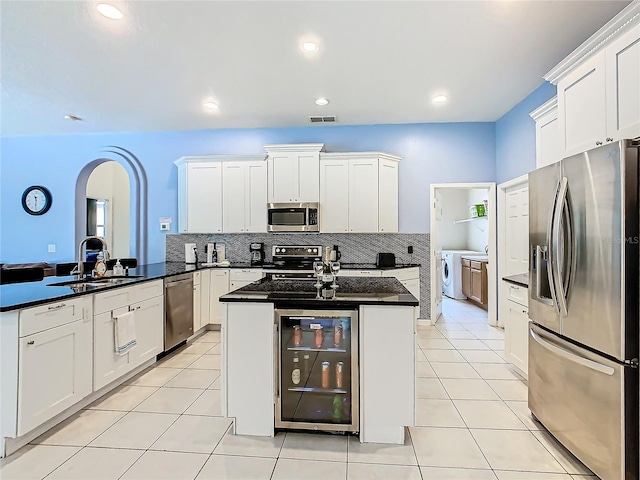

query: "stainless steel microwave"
(268, 202), (320, 232)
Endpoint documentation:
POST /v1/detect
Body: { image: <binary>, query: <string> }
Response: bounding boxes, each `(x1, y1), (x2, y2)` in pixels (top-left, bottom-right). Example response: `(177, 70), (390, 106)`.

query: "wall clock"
(21, 185), (53, 215)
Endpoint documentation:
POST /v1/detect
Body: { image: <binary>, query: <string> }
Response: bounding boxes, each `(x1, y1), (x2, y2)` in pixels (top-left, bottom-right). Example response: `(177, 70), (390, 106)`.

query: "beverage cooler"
(275, 309), (359, 432)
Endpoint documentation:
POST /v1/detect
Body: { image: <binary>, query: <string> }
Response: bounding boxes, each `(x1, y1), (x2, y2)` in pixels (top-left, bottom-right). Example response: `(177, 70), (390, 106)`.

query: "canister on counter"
(293, 326), (302, 346)
(334, 324), (343, 347)
(336, 361), (344, 389)
(321, 361), (330, 388)
(315, 326), (324, 348)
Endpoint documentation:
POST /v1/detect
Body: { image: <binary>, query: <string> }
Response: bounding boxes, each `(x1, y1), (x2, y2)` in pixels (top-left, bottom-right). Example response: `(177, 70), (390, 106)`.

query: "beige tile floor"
(0, 299), (598, 479)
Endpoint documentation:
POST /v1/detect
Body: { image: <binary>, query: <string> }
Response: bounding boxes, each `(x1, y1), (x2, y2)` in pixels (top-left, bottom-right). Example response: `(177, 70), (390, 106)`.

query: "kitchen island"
(219, 276), (418, 444)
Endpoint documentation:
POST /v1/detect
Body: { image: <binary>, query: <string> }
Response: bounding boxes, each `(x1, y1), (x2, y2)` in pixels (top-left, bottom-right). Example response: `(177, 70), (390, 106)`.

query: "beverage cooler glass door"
(275, 309), (359, 432)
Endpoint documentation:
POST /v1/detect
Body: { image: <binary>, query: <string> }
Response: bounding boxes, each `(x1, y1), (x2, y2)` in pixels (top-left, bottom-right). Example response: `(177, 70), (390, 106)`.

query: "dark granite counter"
(220, 276), (419, 307)
(502, 273), (529, 288)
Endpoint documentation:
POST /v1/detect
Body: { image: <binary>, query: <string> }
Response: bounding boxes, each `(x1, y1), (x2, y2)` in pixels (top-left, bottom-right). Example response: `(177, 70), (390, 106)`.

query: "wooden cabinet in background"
(462, 258), (488, 308)
(461, 260), (471, 298)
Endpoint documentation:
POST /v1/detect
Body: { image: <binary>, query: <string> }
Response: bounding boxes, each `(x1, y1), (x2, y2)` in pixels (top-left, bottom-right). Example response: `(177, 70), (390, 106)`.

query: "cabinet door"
(268, 153), (298, 203)
(199, 270), (210, 331)
(606, 24), (640, 142)
(401, 278), (420, 300)
(505, 186), (529, 275)
(193, 282), (202, 332)
(245, 162), (267, 232)
(297, 153), (320, 202)
(378, 159), (398, 232)
(222, 162), (246, 233)
(130, 296), (164, 367)
(536, 107), (562, 169)
(94, 307), (133, 391)
(348, 159), (378, 232)
(557, 51), (606, 157)
(210, 269), (230, 325)
(18, 318), (92, 435)
(186, 162), (223, 233)
(470, 268), (483, 303)
(461, 265), (471, 298)
(319, 159), (349, 233)
(505, 301), (529, 377)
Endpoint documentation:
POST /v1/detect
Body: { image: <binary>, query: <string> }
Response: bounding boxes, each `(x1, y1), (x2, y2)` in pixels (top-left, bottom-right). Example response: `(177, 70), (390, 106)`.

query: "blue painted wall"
(495, 82), (557, 184)
(0, 122), (495, 264)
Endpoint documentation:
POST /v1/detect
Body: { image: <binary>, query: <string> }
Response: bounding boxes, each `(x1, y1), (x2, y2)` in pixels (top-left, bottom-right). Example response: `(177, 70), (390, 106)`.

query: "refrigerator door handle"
(530, 327), (614, 375)
(551, 177), (569, 317)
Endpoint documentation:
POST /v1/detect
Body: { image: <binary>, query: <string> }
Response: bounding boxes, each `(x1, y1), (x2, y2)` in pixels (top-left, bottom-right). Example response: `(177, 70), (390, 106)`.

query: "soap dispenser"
(113, 259), (124, 276)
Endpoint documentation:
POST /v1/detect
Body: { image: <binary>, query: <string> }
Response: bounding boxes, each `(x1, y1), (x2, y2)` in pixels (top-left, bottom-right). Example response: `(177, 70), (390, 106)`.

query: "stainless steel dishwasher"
(164, 272), (194, 350)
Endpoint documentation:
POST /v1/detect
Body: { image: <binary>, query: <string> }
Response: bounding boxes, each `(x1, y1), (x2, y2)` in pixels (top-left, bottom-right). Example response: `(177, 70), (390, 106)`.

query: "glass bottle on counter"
(322, 246), (333, 285)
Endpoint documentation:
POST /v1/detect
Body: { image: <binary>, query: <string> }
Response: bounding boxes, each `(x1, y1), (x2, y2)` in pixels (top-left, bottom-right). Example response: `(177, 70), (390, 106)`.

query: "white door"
(319, 159), (349, 232)
(505, 185), (529, 275)
(187, 162), (223, 233)
(557, 51), (606, 157)
(93, 307), (133, 391)
(268, 153), (298, 203)
(605, 24), (640, 142)
(348, 159), (378, 232)
(430, 188), (443, 323)
(222, 162), (246, 232)
(378, 159), (398, 232)
(245, 162), (267, 232)
(18, 319), (93, 435)
(131, 296), (164, 367)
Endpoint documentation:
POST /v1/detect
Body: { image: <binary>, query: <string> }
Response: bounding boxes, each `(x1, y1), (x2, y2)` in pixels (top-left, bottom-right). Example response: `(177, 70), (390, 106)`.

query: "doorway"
(430, 183), (497, 326)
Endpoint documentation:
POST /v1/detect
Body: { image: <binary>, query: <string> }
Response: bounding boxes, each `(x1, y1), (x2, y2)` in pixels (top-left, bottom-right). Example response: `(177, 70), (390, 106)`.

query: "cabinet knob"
(522, 310), (527, 314)
(596, 141), (603, 146)
(606, 137), (613, 142)
(27, 340), (35, 345)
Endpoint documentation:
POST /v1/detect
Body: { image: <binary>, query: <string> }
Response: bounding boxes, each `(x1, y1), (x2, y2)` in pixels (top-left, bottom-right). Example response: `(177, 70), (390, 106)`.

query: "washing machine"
(442, 250), (481, 299)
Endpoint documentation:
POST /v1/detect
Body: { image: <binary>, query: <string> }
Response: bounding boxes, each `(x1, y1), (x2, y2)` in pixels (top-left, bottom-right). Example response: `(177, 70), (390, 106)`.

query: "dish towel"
(114, 310), (137, 355)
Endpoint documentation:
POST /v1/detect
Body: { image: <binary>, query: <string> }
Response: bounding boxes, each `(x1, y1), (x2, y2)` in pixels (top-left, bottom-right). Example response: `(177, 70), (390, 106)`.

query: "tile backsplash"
(166, 233), (431, 319)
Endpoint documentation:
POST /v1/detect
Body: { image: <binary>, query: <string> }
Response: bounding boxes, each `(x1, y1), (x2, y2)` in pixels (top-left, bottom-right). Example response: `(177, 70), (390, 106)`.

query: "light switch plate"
(48, 244), (56, 253)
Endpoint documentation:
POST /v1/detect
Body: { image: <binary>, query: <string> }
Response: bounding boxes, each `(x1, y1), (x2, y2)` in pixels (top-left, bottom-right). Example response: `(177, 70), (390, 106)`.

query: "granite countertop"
(502, 273), (529, 288)
(0, 261), (422, 312)
(220, 276), (419, 307)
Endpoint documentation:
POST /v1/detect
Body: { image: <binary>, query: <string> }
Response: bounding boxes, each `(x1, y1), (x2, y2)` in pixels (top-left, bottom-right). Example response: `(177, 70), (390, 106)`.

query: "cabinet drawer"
(470, 260), (483, 270)
(462, 259), (470, 267)
(94, 280), (163, 314)
(339, 270), (382, 277)
(20, 296), (91, 337)
(507, 283), (528, 307)
(381, 267), (419, 281)
(229, 269), (263, 282)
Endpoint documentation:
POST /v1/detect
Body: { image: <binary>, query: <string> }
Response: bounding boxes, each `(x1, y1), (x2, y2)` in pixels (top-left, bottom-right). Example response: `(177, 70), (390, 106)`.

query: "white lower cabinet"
(93, 281), (164, 391)
(17, 297), (93, 436)
(229, 269), (264, 291)
(503, 282), (529, 378)
(210, 269), (230, 325)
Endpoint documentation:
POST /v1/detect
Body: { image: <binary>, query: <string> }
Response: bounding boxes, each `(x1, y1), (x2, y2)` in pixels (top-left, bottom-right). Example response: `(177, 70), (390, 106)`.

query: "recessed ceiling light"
(315, 97), (329, 106)
(302, 42), (319, 53)
(432, 95), (448, 104)
(96, 3), (123, 20)
(204, 102), (219, 110)
(64, 114), (82, 121)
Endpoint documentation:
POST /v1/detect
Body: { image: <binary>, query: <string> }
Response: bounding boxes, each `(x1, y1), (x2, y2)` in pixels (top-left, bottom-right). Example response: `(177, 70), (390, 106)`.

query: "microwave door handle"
(551, 177), (569, 317)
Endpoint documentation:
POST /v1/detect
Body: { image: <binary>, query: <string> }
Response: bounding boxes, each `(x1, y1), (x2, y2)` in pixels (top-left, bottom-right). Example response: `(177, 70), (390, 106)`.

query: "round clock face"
(22, 186), (53, 215)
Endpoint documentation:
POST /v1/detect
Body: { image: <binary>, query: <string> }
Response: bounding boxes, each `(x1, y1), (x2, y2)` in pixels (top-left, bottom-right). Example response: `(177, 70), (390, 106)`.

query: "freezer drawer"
(528, 323), (638, 480)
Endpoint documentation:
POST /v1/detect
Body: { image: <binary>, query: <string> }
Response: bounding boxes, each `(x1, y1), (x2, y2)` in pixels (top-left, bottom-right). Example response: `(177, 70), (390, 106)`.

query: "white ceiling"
(0, 0), (631, 137)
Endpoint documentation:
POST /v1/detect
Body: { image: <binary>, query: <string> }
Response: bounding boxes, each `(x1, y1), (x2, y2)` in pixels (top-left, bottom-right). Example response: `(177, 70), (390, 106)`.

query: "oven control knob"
(281, 248), (286, 253)
(307, 248), (312, 253)
(275, 248), (281, 253)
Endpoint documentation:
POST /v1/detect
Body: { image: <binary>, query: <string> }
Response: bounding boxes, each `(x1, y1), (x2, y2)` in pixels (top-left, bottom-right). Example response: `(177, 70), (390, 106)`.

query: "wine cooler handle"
(273, 322), (279, 404)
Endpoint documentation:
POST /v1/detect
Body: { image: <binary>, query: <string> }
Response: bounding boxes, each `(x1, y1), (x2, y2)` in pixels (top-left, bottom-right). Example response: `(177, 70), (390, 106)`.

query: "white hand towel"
(114, 310), (137, 355)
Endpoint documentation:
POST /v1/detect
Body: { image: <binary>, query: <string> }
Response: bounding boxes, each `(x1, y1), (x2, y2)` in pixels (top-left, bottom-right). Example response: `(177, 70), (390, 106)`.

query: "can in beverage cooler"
(321, 361), (330, 388)
(336, 362), (344, 389)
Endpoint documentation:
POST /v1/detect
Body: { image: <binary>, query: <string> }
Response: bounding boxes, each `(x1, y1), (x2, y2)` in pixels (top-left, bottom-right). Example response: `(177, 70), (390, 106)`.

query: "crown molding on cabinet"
(529, 96), (558, 121)
(263, 143), (325, 153)
(320, 151), (402, 162)
(174, 154), (267, 167)
(544, 1), (640, 85)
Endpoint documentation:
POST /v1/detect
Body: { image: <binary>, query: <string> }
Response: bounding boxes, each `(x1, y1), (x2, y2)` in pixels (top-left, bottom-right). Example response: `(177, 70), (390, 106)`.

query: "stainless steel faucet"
(71, 236), (110, 278)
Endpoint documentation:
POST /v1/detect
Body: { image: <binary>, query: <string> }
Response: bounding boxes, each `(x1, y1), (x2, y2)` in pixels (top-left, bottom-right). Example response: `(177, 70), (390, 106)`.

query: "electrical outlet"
(407, 246), (413, 254)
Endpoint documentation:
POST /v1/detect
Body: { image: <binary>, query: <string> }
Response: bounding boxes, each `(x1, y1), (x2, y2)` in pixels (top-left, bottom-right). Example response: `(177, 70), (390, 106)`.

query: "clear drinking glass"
(331, 262), (340, 288)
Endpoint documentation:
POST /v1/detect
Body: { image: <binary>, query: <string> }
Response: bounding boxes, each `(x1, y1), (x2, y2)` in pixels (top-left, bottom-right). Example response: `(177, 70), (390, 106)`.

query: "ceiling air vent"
(308, 116), (337, 123)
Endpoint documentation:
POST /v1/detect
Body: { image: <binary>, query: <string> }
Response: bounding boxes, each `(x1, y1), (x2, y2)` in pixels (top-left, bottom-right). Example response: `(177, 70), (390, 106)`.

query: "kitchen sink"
(48, 275), (143, 287)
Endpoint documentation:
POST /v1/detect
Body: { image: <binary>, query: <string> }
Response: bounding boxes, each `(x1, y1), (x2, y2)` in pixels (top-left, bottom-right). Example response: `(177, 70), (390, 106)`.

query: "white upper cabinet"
(547, 5), (640, 157)
(222, 161), (267, 233)
(265, 144), (324, 203)
(320, 152), (401, 233)
(605, 24), (640, 141)
(175, 155), (267, 234)
(530, 97), (562, 169)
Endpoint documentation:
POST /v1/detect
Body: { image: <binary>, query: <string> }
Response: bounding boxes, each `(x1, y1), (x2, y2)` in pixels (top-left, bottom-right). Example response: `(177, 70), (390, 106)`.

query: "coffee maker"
(250, 242), (265, 265)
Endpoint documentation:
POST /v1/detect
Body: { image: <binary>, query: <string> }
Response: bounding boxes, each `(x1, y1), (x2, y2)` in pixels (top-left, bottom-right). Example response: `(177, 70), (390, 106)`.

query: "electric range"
(263, 245), (322, 280)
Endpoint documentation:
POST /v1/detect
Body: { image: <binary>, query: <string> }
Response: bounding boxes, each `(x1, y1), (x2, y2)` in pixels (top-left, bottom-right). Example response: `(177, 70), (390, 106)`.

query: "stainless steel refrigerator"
(528, 139), (639, 480)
